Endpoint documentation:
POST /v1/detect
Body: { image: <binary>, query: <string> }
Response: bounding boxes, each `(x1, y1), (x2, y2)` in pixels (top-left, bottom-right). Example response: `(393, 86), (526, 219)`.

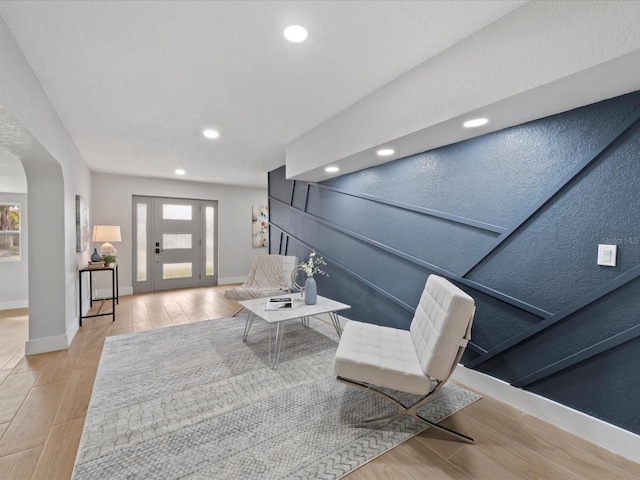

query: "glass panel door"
(153, 198), (200, 291)
(133, 196), (218, 292)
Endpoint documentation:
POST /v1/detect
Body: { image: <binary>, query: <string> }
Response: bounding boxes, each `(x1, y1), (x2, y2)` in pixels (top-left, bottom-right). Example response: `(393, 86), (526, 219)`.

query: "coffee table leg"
(243, 312), (256, 342)
(300, 316), (309, 328)
(329, 311), (342, 338)
(269, 322), (285, 369)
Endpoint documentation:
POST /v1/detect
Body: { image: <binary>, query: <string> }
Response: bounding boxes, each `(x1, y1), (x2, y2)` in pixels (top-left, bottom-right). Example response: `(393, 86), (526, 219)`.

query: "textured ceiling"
(0, 147), (26, 194)
(0, 104), (30, 194)
(0, 0), (526, 188)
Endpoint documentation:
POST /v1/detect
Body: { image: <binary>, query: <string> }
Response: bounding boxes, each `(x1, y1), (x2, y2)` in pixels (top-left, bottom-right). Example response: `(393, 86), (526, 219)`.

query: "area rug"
(73, 315), (480, 479)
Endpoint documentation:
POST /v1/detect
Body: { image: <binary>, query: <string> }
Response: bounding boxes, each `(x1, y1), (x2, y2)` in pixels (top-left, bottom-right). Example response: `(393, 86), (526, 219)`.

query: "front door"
(133, 196), (218, 292)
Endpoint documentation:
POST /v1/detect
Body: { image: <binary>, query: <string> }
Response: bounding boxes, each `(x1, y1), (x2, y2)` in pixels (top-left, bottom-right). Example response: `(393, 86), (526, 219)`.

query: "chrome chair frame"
(336, 333), (474, 444)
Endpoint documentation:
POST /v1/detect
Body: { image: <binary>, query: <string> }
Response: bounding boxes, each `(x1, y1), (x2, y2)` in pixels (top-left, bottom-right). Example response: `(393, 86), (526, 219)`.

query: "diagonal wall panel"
(269, 90), (640, 434)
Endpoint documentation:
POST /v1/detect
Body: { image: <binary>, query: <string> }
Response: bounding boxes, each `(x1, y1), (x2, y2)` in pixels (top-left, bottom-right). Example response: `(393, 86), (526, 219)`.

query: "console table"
(78, 263), (118, 326)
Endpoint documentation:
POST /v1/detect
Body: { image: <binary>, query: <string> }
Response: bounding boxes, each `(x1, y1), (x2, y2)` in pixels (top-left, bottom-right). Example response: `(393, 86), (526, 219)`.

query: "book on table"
(265, 297), (294, 310)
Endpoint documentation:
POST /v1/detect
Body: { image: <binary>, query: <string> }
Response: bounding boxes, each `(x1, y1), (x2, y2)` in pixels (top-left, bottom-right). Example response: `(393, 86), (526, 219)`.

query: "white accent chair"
(334, 274), (476, 443)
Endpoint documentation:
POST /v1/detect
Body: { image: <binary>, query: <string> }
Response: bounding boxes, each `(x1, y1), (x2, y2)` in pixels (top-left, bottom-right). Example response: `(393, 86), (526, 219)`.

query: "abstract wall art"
(76, 194), (89, 252)
(252, 205), (269, 248)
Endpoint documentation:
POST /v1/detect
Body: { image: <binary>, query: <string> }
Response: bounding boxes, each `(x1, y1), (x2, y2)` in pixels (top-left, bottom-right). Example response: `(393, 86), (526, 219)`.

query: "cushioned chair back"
(243, 255), (297, 287)
(409, 275), (475, 381)
(281, 255), (299, 290)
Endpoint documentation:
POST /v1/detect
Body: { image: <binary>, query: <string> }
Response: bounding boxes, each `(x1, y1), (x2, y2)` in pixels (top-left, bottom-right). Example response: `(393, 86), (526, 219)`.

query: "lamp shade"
(92, 225), (121, 242)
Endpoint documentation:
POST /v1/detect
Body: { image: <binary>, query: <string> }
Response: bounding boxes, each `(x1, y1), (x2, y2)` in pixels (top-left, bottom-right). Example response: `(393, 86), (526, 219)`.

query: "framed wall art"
(252, 205), (268, 248)
(76, 195), (89, 252)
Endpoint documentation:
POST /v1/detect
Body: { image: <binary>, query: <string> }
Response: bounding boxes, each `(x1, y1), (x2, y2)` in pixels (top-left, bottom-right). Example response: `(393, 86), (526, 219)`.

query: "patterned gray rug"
(73, 315), (480, 479)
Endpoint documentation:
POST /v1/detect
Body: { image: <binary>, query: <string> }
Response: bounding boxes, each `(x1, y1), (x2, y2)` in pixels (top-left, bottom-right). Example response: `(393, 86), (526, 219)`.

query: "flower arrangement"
(298, 250), (328, 277)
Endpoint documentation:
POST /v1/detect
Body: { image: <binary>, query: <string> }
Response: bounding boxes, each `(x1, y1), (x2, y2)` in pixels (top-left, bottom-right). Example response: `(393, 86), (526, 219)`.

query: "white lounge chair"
(334, 274), (476, 443)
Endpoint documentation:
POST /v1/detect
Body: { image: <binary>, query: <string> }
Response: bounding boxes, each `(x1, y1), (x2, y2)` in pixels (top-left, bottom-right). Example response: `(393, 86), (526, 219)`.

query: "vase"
(90, 248), (102, 262)
(304, 275), (317, 305)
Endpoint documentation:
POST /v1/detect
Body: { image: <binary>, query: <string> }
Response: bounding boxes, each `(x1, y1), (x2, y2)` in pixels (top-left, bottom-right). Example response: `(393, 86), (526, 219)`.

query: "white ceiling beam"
(286, 1), (640, 182)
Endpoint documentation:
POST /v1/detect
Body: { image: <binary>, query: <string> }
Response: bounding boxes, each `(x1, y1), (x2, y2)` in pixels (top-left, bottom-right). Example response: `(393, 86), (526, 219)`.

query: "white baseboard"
(218, 276), (246, 285)
(25, 332), (72, 355)
(0, 299), (28, 310)
(452, 365), (640, 464)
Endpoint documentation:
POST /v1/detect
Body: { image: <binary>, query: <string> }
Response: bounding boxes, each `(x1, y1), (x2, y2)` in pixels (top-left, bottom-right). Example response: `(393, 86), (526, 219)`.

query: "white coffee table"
(238, 295), (351, 369)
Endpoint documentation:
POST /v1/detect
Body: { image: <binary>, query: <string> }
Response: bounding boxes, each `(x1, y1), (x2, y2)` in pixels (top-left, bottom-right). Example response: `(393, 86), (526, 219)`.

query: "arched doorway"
(0, 103), (70, 354)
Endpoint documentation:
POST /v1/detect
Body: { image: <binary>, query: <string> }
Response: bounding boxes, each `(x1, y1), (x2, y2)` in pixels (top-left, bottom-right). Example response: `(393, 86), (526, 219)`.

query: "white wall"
(0, 12), (265, 351)
(91, 172), (268, 293)
(0, 192), (27, 309)
(0, 16), (93, 354)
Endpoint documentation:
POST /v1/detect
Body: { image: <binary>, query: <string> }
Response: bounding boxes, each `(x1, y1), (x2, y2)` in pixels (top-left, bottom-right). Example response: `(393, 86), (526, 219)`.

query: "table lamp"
(92, 225), (121, 256)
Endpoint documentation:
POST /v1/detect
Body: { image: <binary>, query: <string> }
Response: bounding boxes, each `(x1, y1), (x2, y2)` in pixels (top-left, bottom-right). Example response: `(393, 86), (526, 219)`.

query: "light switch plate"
(597, 244), (617, 267)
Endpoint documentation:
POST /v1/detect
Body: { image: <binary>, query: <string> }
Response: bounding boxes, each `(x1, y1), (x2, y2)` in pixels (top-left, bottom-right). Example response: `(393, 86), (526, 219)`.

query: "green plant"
(102, 254), (117, 265)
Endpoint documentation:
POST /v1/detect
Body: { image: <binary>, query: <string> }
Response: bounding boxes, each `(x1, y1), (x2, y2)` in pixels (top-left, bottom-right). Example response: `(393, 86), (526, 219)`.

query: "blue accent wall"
(269, 91), (640, 434)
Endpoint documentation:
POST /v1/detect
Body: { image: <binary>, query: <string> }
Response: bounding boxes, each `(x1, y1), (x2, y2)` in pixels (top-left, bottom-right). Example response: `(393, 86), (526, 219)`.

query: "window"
(162, 204), (192, 220)
(162, 233), (192, 249)
(163, 262), (193, 279)
(205, 206), (215, 276)
(0, 204), (20, 261)
(136, 202), (147, 281)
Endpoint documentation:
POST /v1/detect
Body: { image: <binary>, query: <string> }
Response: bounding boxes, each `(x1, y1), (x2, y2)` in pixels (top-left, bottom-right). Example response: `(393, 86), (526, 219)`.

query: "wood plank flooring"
(0, 285), (638, 479)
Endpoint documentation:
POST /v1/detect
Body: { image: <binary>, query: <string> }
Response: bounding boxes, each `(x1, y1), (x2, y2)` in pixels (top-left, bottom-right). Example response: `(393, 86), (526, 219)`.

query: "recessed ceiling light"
(463, 118), (488, 128)
(175, 169), (185, 175)
(284, 25), (308, 43)
(325, 166), (339, 173)
(202, 129), (219, 139)
(377, 148), (395, 156)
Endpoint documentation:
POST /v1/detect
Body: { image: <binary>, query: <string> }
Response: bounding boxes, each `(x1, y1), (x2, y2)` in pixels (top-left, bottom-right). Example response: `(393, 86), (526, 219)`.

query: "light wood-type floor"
(1, 285), (639, 479)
